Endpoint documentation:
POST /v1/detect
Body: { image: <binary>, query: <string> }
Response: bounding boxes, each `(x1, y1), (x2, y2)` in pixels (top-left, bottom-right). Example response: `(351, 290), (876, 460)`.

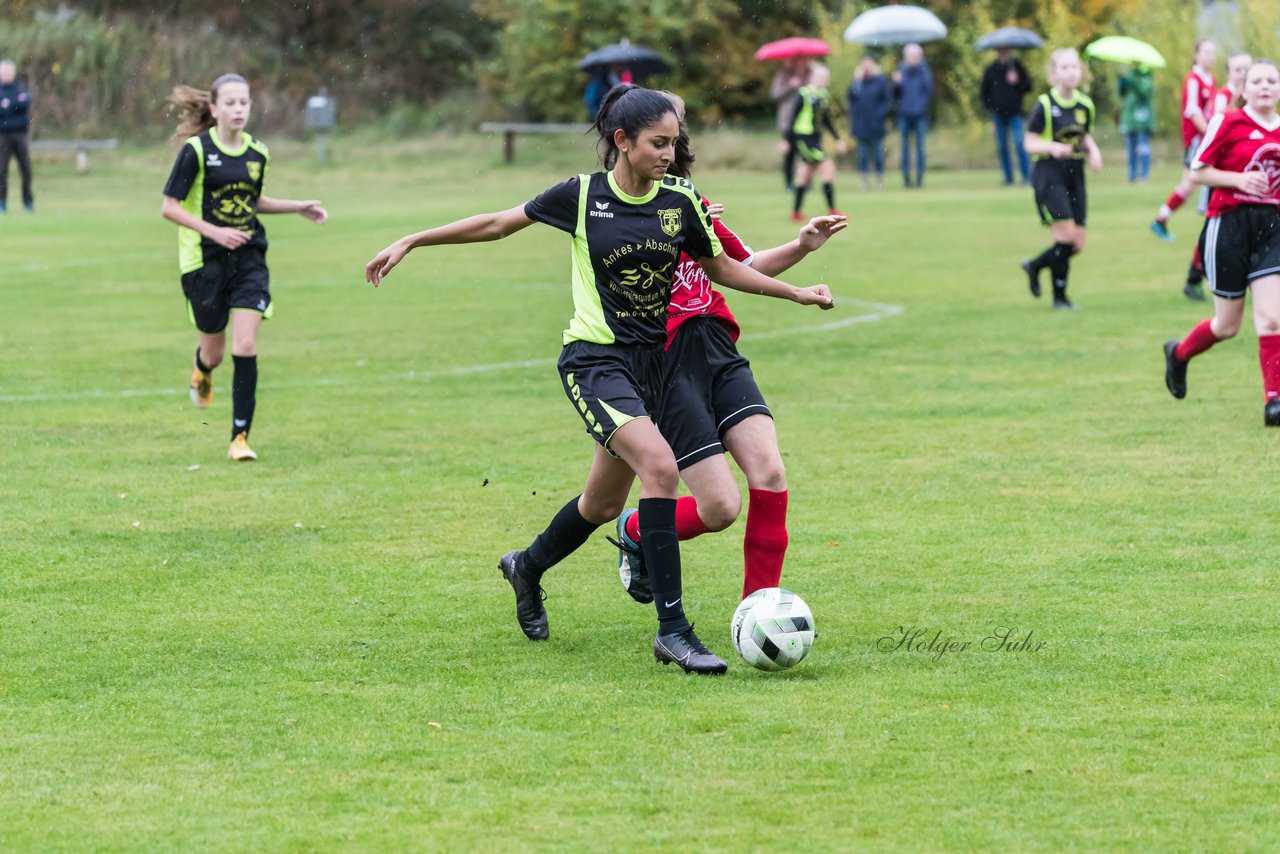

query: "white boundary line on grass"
(0, 298), (903, 404)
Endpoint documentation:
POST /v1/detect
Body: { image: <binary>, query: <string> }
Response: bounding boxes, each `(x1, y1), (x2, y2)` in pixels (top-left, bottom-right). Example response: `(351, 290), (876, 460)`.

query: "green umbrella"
(1084, 36), (1167, 69)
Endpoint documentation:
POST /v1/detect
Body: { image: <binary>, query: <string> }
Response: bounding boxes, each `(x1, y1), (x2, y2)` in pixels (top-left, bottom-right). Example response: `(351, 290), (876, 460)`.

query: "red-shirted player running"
(1152, 40), (1217, 242)
(1163, 60), (1280, 427)
(612, 100), (847, 603)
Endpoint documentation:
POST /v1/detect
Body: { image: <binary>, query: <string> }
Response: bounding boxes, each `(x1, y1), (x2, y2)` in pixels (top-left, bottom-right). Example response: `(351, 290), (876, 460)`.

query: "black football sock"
(195, 347), (213, 374)
(822, 182), (835, 210)
(1048, 242), (1073, 284)
(782, 148), (795, 189)
(640, 497), (688, 631)
(793, 185), (808, 214)
(1030, 244), (1056, 271)
(1186, 262), (1204, 286)
(518, 495), (600, 584)
(231, 354), (257, 440)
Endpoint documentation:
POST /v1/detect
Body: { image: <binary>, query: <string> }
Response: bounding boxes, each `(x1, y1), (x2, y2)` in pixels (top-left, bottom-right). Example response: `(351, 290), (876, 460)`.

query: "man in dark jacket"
(0, 59), (34, 213)
(892, 43), (932, 187)
(980, 48), (1033, 185)
(848, 56), (891, 190)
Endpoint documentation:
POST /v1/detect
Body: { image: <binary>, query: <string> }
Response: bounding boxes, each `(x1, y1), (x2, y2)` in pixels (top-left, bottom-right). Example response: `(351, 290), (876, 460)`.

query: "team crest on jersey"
(247, 161), (261, 182)
(1074, 108), (1088, 125)
(658, 208), (681, 237)
(1243, 143), (1280, 197)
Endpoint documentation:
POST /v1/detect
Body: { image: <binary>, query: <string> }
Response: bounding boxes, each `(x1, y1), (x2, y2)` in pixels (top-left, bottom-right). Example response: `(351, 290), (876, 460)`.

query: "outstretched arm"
(365, 205), (534, 285)
(1192, 165), (1270, 195)
(749, 214), (848, 278)
(699, 252), (834, 309)
(258, 195), (328, 223)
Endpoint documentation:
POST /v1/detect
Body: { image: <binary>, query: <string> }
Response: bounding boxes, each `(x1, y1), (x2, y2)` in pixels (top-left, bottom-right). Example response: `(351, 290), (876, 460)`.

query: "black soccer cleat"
(1021, 260), (1042, 298)
(1183, 282), (1207, 302)
(1164, 340), (1188, 400)
(1265, 399), (1280, 427)
(498, 550), (549, 641)
(654, 623), (728, 675)
(1052, 296), (1077, 310)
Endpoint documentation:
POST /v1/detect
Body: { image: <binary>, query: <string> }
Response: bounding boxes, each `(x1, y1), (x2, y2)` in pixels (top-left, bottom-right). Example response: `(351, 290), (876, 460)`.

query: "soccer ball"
(730, 587), (815, 671)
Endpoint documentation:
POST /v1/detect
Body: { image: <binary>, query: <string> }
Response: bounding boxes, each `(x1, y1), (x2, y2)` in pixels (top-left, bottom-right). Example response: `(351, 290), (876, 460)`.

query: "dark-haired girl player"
(614, 94), (847, 606)
(364, 84), (835, 674)
(162, 73), (328, 461)
(1163, 60), (1280, 427)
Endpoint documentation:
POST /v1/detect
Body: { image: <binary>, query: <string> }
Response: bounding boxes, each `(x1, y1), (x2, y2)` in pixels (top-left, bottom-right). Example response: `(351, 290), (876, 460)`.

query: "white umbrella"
(844, 5), (947, 46)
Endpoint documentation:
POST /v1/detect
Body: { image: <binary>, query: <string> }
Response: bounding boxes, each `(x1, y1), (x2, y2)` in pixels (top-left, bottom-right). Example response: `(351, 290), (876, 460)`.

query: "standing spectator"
(1118, 65), (1156, 183)
(848, 55), (891, 190)
(772, 57), (814, 192)
(981, 48), (1033, 185)
(893, 43), (933, 188)
(0, 59), (34, 214)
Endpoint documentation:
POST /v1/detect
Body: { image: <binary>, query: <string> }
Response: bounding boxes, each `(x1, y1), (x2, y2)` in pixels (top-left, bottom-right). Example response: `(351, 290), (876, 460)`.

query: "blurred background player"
(1020, 48), (1102, 310)
(162, 73), (328, 461)
(1151, 40), (1217, 242)
(788, 64), (846, 220)
(771, 56), (816, 193)
(1183, 51), (1251, 302)
(1164, 60), (1280, 428)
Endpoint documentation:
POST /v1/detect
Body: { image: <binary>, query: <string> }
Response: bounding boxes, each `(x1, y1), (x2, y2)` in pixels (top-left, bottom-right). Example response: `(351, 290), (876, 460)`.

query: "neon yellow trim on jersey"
(209, 127), (250, 158)
(563, 174), (615, 345)
(606, 170), (660, 205)
(178, 136), (205, 274)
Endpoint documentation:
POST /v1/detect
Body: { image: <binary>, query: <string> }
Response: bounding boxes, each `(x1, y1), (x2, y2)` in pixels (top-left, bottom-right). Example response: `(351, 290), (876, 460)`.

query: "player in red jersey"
(1163, 60), (1280, 427)
(612, 96), (847, 603)
(1184, 52), (1252, 301)
(1152, 40), (1217, 242)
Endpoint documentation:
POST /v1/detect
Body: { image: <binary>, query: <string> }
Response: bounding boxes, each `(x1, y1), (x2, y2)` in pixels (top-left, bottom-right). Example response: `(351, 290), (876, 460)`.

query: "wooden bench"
(30, 139), (118, 172)
(478, 122), (589, 163)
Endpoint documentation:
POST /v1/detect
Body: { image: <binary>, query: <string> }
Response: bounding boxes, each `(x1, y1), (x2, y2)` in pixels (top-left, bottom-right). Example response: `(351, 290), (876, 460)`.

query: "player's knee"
(1255, 313), (1280, 337)
(1214, 316), (1242, 339)
(580, 495), (625, 525)
(636, 458), (680, 496)
(747, 464), (787, 493)
(699, 493), (741, 532)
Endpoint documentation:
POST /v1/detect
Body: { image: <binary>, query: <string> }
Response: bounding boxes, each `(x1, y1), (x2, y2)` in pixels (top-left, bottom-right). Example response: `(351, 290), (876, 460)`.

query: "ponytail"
(591, 83), (677, 169)
(168, 73), (248, 145)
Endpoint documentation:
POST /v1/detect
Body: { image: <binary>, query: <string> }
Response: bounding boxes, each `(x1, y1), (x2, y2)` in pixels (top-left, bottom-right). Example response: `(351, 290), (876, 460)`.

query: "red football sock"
(1259, 335), (1280, 400)
(743, 489), (788, 598)
(626, 496), (710, 541)
(1159, 188), (1189, 221)
(1176, 318), (1220, 361)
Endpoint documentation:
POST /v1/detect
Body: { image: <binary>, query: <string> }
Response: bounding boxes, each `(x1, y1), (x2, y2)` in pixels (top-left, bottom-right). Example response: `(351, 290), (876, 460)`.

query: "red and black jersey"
(1192, 107), (1280, 217)
(667, 208), (750, 347)
(1182, 67), (1216, 147)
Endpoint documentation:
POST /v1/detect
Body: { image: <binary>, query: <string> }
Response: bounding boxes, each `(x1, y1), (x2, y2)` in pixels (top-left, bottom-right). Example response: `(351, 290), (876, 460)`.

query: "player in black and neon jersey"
(1020, 49), (1102, 310)
(162, 73), (328, 461)
(365, 84), (835, 674)
(787, 64), (847, 221)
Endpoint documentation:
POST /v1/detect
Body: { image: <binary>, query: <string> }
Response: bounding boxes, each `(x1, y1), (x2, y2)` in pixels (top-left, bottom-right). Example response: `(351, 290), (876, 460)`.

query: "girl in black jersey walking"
(365, 84), (834, 674)
(162, 74), (328, 461)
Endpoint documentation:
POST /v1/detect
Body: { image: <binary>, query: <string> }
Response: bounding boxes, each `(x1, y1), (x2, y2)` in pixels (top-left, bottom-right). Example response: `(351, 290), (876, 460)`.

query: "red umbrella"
(754, 37), (831, 61)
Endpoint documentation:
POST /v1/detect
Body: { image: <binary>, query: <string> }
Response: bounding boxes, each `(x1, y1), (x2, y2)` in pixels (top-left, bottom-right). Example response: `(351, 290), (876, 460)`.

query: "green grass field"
(3, 133), (1278, 851)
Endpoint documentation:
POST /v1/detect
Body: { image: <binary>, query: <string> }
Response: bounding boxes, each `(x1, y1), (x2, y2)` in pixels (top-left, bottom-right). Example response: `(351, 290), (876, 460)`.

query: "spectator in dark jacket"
(0, 59), (34, 213)
(848, 56), (891, 190)
(981, 48), (1033, 185)
(892, 43), (932, 187)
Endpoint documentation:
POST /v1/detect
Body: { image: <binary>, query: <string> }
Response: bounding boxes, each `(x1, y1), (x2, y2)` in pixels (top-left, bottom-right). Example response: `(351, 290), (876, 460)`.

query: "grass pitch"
(2, 134), (1278, 851)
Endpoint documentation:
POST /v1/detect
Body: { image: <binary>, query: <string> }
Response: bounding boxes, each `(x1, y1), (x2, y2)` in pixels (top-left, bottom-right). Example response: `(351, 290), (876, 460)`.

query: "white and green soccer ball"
(730, 587), (815, 671)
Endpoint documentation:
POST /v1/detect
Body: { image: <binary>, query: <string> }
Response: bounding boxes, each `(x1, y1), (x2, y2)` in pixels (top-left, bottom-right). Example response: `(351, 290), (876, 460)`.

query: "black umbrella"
(974, 27), (1044, 51)
(577, 39), (672, 77)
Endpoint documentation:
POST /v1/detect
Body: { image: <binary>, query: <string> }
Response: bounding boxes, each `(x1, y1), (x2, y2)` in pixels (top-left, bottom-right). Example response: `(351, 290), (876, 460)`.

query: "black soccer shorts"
(656, 317), (771, 470)
(1200, 205), (1280, 300)
(558, 341), (665, 455)
(1032, 159), (1088, 226)
(180, 246), (271, 333)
